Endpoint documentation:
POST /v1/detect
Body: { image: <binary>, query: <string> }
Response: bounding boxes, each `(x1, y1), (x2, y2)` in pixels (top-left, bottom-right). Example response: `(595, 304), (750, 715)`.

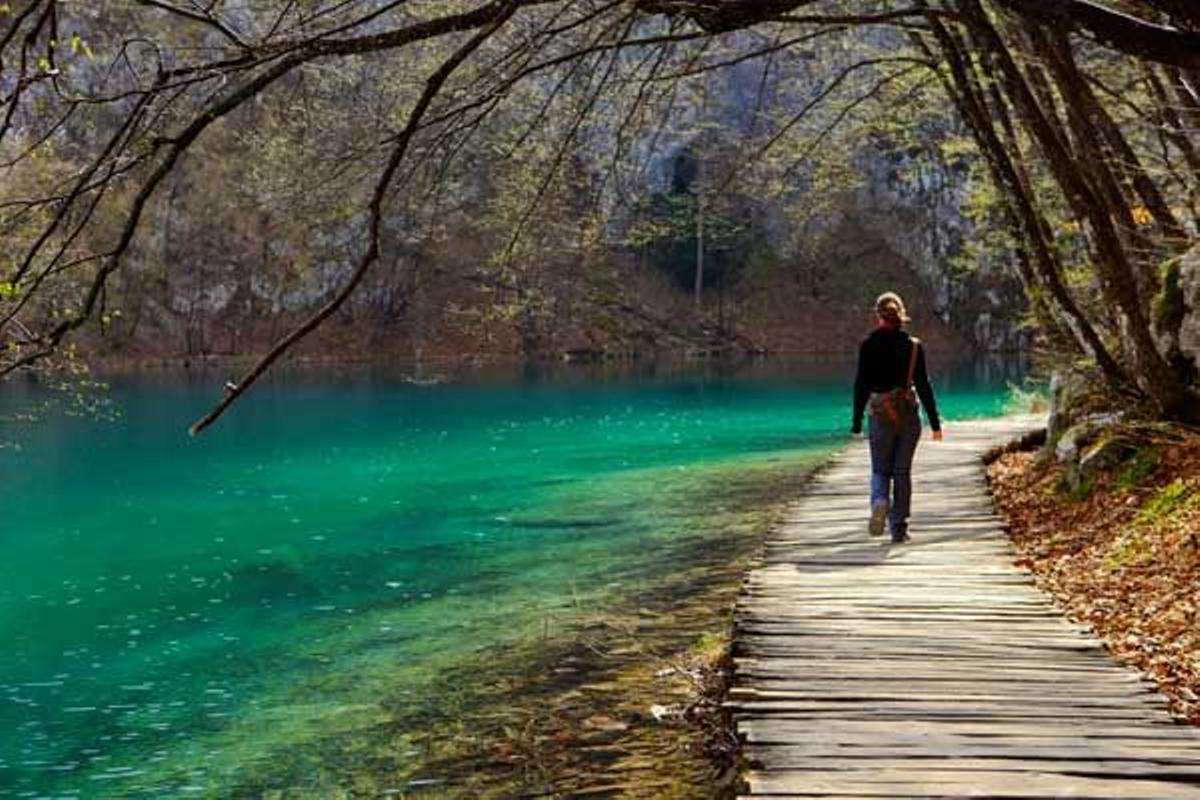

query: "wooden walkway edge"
(730, 415), (1200, 799)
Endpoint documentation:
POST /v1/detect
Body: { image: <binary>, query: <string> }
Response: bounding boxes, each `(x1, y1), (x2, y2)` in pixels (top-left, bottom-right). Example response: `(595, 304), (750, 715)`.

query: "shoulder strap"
(906, 337), (921, 387)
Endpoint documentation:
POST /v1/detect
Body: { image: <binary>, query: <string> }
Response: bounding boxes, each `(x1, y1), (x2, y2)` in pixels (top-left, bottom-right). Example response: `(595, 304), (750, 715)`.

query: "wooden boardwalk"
(730, 415), (1200, 799)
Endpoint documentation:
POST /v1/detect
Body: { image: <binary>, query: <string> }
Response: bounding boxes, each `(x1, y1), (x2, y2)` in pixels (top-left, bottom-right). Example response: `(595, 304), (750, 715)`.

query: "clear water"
(0, 357), (1020, 796)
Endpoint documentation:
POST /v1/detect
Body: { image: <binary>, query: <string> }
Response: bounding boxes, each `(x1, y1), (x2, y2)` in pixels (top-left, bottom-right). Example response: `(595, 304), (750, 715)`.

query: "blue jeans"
(869, 407), (922, 535)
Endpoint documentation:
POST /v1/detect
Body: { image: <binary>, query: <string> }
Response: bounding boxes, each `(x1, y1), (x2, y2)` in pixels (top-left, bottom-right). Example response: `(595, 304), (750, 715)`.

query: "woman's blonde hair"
(875, 291), (910, 326)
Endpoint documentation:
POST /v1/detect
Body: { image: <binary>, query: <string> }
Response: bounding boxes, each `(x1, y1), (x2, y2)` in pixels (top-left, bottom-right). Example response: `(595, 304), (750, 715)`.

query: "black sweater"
(851, 327), (941, 434)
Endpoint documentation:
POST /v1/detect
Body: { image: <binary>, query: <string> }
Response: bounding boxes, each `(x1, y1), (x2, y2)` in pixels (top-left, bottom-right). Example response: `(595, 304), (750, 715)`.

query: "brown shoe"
(869, 501), (889, 537)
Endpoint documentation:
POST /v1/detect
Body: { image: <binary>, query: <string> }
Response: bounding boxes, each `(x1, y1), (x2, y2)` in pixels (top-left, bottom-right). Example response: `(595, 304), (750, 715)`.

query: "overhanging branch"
(187, 4), (521, 436)
(993, 0), (1200, 70)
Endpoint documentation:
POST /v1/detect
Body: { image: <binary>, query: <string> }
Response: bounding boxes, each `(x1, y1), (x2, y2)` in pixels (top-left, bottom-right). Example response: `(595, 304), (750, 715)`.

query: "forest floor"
(988, 431), (1200, 725)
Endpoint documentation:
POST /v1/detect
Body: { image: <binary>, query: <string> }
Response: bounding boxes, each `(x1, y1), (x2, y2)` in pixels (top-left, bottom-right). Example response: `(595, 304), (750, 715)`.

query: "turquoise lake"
(0, 358), (1022, 797)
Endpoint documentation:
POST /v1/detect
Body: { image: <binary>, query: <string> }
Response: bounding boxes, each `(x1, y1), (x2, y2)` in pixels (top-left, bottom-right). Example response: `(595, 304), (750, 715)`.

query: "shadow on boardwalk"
(729, 415), (1200, 799)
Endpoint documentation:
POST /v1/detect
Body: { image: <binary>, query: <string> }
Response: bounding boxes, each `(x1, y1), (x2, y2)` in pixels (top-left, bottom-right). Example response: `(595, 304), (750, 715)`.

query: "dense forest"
(1, 0), (1198, 430)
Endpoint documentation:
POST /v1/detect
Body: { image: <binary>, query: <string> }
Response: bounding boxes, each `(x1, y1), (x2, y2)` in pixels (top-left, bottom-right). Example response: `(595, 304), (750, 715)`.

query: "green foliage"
(68, 32), (94, 59)
(629, 188), (752, 292)
(0, 350), (117, 450)
(938, 133), (977, 163)
(3, 0), (1188, 398)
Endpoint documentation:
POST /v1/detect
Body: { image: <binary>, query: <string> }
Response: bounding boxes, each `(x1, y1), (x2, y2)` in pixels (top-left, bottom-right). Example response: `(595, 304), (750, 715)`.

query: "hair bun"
(875, 291), (910, 324)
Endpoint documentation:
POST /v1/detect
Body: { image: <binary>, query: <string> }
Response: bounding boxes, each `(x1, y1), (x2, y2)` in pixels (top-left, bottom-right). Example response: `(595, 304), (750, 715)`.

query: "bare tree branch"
(994, 0), (1200, 70)
(188, 2), (522, 435)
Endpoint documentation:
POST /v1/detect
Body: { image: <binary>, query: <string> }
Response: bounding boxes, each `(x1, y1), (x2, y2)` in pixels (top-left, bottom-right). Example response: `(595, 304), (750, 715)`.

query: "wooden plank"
(738, 719), (1200, 743)
(730, 416), (1200, 798)
(732, 692), (1168, 709)
(737, 668), (1153, 687)
(738, 676), (1157, 692)
(733, 680), (1161, 699)
(737, 626), (1102, 645)
(746, 738), (1200, 756)
(739, 740), (1200, 760)
(733, 702), (1165, 720)
(745, 770), (1200, 799)
(740, 756), (1200, 777)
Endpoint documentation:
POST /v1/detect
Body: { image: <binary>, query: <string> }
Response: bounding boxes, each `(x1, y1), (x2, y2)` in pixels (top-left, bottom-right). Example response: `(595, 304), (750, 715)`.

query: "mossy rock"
(1079, 436), (1140, 476)
(1057, 419), (1132, 494)
(1154, 254), (1187, 336)
(1054, 416), (1114, 464)
(1046, 371), (1099, 452)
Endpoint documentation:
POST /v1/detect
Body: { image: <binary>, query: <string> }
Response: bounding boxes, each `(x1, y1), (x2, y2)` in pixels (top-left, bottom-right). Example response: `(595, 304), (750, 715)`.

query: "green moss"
(1115, 447), (1160, 489)
(1154, 256), (1186, 335)
(1136, 478), (1196, 525)
(1102, 531), (1150, 572)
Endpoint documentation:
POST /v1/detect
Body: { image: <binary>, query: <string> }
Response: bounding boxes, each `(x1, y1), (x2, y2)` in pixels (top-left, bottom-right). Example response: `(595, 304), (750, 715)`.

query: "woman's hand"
(932, 430), (944, 442)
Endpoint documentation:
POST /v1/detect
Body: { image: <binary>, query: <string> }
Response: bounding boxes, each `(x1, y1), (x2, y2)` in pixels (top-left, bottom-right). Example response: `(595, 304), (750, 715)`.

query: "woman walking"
(851, 292), (943, 543)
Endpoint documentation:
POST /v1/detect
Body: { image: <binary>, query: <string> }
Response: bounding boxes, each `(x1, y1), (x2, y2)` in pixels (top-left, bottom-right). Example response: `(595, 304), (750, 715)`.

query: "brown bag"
(869, 338), (921, 427)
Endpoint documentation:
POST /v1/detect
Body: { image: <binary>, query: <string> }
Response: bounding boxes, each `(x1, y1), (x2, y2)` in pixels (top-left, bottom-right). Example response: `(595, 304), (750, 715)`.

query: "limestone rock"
(1079, 436), (1139, 478)
(1056, 414), (1130, 491)
(1055, 419), (1099, 465)
(1046, 371), (1094, 450)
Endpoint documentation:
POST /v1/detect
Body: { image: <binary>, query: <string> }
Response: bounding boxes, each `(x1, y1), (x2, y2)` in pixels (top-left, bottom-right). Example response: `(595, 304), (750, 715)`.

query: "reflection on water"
(0, 357), (1021, 796)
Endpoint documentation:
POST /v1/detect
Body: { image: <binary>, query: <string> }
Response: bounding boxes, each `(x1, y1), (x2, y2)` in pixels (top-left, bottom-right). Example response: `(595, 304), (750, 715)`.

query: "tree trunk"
(992, 0), (1200, 69)
(1143, 0), (1200, 31)
(1145, 66), (1200, 188)
(963, 0), (1194, 419)
(694, 194), (704, 310)
(916, 15), (1128, 388)
(1023, 28), (1162, 312)
(1031, 27), (1187, 247)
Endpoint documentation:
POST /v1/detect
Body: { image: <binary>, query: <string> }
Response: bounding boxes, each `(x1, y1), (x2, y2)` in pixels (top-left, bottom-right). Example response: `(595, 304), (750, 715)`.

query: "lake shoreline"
(64, 345), (1029, 379)
(368, 456), (832, 798)
(2, 368), (1023, 797)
